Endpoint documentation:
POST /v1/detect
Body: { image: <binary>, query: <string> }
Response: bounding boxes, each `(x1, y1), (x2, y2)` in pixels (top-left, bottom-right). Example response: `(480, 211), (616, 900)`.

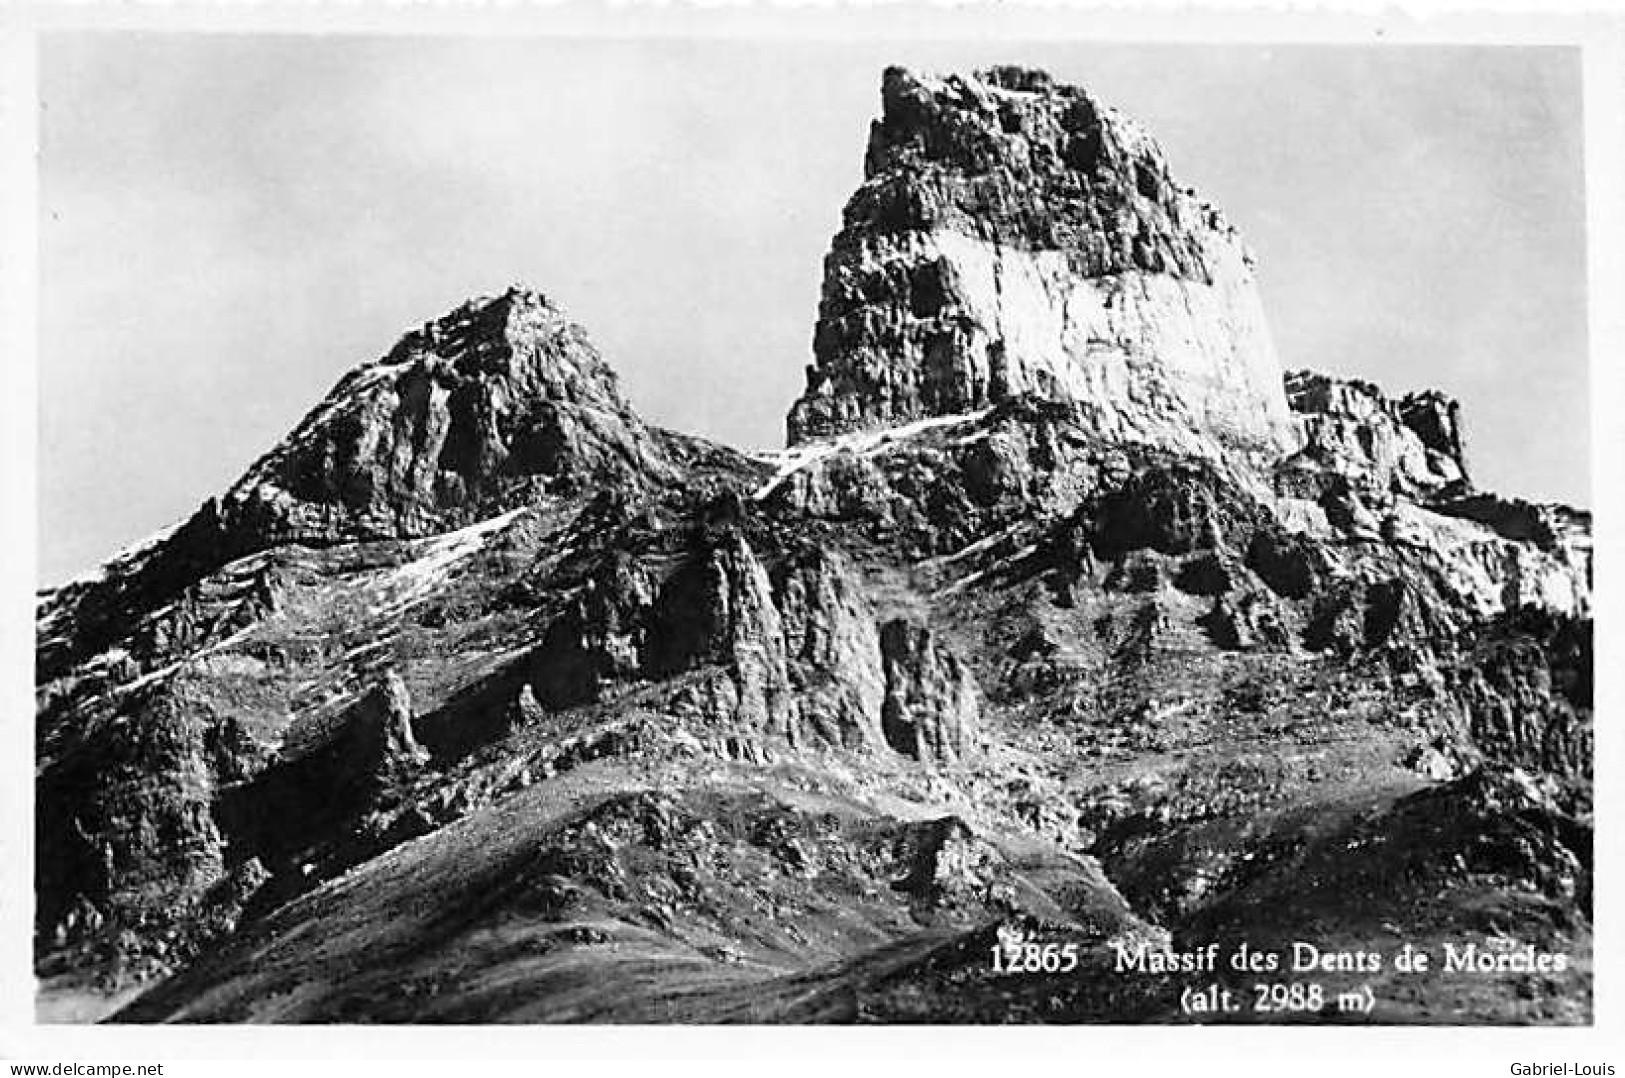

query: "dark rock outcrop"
(771, 547), (889, 751)
(1086, 460), (1267, 560)
(879, 620), (980, 763)
(1452, 608), (1593, 781)
(528, 552), (655, 710)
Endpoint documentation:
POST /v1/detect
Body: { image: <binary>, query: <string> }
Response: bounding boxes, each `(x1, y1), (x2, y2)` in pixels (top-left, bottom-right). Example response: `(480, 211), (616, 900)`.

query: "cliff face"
(36, 67), (1593, 1026)
(787, 66), (1299, 462)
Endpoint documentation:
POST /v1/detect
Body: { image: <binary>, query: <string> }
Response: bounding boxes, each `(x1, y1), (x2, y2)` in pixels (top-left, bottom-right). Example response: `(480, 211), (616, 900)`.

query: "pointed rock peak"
(787, 64), (1299, 463)
(36, 286), (673, 682)
(369, 284), (636, 417)
(208, 286), (670, 551)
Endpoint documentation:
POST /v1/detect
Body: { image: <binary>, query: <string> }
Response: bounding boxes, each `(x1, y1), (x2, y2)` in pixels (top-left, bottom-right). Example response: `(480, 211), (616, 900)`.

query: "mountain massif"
(36, 66), (1592, 1024)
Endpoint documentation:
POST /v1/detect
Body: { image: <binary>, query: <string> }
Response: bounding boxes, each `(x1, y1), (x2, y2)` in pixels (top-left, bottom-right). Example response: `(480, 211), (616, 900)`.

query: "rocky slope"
(36, 66), (1591, 1025)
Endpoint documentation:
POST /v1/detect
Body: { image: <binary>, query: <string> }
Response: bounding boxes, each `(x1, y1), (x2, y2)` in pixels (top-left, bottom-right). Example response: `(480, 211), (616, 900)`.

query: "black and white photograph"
(4, 3), (1622, 1071)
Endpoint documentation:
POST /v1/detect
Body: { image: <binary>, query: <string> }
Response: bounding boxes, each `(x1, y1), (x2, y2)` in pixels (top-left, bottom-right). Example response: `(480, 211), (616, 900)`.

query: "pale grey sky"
(39, 36), (1588, 584)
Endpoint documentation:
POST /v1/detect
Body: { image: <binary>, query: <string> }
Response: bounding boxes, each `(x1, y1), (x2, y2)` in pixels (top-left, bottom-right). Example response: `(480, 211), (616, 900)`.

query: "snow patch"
(368, 507), (528, 618)
(923, 524), (1028, 570)
(932, 543), (1040, 598)
(751, 409), (994, 500)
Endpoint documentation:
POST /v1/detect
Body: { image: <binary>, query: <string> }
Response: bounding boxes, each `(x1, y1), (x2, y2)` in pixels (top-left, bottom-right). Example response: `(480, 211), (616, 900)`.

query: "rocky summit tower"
(788, 66), (1299, 461)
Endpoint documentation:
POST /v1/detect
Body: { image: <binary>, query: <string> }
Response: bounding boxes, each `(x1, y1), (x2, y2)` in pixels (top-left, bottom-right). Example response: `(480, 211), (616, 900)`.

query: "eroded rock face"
(498, 519), (937, 762)
(892, 816), (1010, 915)
(529, 551), (655, 710)
(786, 66), (1299, 461)
(1280, 370), (1469, 501)
(37, 685), (231, 943)
(1452, 608), (1592, 781)
(1085, 460), (1268, 559)
(1430, 493), (1593, 602)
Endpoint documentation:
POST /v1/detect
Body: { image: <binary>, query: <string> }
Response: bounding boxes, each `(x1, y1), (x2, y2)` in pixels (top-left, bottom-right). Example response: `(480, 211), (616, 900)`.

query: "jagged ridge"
(788, 65), (1299, 461)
